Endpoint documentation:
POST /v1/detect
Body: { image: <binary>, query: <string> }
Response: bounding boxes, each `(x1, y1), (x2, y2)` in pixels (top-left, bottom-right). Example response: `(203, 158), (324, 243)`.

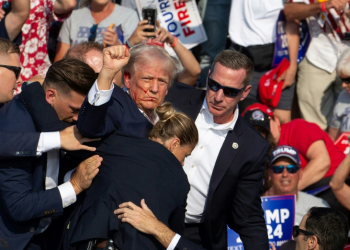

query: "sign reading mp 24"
(228, 195), (295, 250)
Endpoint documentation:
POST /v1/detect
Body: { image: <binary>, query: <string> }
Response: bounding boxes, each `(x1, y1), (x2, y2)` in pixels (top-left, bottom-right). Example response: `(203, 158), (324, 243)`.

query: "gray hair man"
(76, 44), (180, 138)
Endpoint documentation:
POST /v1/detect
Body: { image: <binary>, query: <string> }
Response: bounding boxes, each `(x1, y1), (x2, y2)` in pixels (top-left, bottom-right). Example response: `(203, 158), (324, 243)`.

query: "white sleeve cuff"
(166, 234), (181, 250)
(88, 80), (114, 106)
(57, 182), (77, 208)
(63, 168), (76, 183)
(36, 132), (61, 156)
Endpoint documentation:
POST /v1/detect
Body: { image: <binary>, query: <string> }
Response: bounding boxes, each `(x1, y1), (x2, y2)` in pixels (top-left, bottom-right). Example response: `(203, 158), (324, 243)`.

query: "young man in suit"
(0, 59), (101, 250)
(164, 50), (270, 250)
(0, 38), (97, 160)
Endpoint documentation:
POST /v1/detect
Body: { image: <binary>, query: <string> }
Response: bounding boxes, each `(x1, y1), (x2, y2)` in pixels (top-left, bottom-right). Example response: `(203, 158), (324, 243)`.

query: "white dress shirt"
(167, 99), (239, 249)
(184, 99), (239, 223)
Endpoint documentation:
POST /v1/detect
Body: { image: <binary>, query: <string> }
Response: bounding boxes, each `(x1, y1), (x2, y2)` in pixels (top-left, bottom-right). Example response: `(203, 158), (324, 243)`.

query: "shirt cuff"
(57, 182), (77, 208)
(63, 168), (76, 183)
(166, 234), (181, 250)
(36, 132), (61, 156)
(88, 80), (114, 106)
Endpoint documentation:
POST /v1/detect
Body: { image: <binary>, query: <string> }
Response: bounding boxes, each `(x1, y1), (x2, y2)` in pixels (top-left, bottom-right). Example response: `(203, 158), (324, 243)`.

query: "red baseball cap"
(258, 58), (290, 108)
(241, 103), (274, 117)
(242, 103), (274, 132)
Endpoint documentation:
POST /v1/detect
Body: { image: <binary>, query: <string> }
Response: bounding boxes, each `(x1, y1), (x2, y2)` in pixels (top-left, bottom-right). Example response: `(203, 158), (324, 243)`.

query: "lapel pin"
(232, 142), (238, 149)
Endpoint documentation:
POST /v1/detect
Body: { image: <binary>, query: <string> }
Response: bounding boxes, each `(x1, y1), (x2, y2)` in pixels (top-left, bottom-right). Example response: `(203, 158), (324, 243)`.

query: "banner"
(228, 195), (295, 250)
(135, 0), (207, 50)
(272, 11), (311, 67)
(334, 132), (350, 155)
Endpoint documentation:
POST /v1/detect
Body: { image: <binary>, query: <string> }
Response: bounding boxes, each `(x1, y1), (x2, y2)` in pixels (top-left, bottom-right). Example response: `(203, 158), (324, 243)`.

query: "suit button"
(29, 227), (35, 233)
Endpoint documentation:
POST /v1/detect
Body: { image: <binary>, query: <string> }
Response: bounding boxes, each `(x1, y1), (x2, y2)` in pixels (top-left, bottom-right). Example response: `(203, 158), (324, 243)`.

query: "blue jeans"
(199, 0), (232, 87)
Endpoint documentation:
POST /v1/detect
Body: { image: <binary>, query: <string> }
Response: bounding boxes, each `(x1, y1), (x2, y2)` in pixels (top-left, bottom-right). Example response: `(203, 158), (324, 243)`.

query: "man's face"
(206, 63), (251, 124)
(46, 89), (85, 123)
(268, 157), (301, 196)
(0, 53), (20, 103)
(124, 58), (169, 115)
(295, 214), (312, 250)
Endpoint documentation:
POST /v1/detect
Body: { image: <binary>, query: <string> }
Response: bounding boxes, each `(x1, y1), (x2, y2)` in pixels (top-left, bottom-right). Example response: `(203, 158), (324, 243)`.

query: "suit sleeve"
(228, 143), (269, 250)
(174, 236), (206, 250)
(0, 159), (64, 222)
(76, 91), (124, 138)
(0, 132), (39, 159)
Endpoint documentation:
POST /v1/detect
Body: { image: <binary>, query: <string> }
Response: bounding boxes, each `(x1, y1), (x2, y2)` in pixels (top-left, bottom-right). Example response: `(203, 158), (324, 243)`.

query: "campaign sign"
(334, 132), (350, 155)
(227, 195), (295, 250)
(272, 11), (311, 67)
(135, 0), (207, 50)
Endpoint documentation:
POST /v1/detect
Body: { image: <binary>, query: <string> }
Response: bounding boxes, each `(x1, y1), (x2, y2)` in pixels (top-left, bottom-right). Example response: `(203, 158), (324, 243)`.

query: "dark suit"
(165, 81), (269, 250)
(76, 86), (153, 138)
(60, 132), (189, 250)
(0, 82), (65, 161)
(0, 95), (65, 250)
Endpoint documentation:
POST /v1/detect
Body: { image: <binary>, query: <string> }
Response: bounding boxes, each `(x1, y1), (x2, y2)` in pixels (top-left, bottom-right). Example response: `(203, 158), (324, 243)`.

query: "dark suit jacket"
(76, 85), (153, 138)
(0, 82), (66, 160)
(0, 95), (65, 250)
(165, 81), (269, 250)
(61, 132), (189, 250)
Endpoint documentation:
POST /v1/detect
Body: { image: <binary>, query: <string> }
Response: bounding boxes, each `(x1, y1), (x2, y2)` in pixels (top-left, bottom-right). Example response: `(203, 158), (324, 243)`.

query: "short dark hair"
(0, 38), (20, 56)
(305, 207), (348, 250)
(43, 59), (96, 96)
(63, 41), (104, 63)
(211, 50), (254, 87)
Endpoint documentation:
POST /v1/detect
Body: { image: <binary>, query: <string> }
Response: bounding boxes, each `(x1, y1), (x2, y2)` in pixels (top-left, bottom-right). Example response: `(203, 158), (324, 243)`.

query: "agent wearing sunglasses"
(0, 38), (21, 106)
(294, 207), (348, 250)
(268, 146), (329, 225)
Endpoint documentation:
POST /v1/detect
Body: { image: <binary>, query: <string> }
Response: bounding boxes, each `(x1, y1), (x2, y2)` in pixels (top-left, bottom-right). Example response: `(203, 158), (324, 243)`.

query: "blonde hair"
(149, 102), (198, 146)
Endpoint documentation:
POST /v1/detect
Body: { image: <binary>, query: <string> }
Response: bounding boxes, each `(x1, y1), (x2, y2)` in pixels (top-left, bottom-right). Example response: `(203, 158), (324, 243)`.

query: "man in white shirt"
(0, 58), (102, 250)
(228, 0), (296, 123)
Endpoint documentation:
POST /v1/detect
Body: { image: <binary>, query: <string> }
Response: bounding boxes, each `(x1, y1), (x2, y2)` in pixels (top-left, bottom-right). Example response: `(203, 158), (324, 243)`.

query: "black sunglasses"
(0, 64), (21, 79)
(207, 77), (245, 97)
(340, 77), (350, 84)
(88, 24), (98, 42)
(293, 226), (321, 244)
(270, 165), (300, 174)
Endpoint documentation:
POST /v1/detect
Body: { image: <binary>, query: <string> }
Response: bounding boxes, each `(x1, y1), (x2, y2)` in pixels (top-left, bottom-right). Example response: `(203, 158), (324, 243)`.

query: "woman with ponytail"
(61, 103), (198, 250)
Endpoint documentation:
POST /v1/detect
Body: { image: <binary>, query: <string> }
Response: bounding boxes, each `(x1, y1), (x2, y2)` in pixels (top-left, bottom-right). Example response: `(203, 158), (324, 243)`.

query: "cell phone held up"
(2, 0), (11, 16)
(142, 7), (157, 36)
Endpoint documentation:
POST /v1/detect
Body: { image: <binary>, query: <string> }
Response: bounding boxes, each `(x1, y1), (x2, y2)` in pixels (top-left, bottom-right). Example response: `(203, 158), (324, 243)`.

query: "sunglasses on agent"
(0, 65), (21, 79)
(207, 77), (245, 98)
(293, 226), (321, 244)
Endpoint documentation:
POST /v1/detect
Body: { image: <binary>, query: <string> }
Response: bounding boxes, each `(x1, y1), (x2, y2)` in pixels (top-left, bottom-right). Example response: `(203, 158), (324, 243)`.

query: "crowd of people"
(1, 0), (350, 250)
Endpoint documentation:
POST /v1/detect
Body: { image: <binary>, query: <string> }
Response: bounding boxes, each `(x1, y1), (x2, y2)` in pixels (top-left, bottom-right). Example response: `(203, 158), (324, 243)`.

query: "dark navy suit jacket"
(76, 85), (153, 138)
(0, 95), (65, 250)
(0, 82), (65, 160)
(61, 133), (190, 250)
(165, 81), (269, 250)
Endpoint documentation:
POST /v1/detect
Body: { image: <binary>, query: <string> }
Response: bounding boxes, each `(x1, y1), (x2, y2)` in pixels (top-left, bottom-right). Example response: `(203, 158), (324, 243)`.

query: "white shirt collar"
(199, 98), (239, 131)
